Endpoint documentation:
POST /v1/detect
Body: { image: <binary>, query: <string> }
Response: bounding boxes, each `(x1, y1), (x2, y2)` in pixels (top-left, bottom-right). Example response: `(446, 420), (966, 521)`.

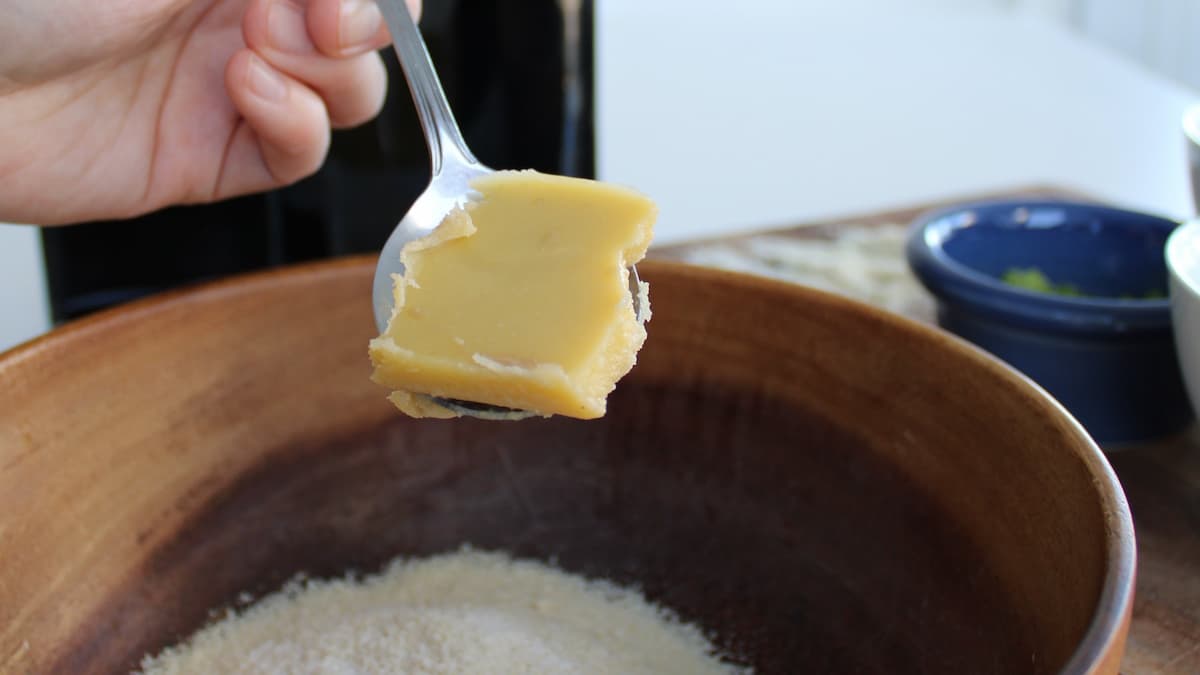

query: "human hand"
(0, 0), (419, 225)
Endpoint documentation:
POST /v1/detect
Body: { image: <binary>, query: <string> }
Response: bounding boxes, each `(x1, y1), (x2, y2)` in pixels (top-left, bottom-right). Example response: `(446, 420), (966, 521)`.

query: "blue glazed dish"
(906, 199), (1192, 445)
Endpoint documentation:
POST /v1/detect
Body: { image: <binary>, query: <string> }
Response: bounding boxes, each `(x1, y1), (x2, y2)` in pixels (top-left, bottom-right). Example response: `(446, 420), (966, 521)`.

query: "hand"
(0, 0), (419, 226)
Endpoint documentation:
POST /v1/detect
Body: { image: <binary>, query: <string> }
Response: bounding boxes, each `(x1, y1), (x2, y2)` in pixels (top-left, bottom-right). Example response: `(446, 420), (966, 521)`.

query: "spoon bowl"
(370, 0), (492, 332)
(371, 0), (643, 419)
(373, 0), (517, 418)
(371, 159), (491, 334)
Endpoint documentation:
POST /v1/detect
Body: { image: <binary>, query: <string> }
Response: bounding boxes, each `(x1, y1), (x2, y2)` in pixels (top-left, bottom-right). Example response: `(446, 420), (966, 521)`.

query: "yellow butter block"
(368, 170), (656, 419)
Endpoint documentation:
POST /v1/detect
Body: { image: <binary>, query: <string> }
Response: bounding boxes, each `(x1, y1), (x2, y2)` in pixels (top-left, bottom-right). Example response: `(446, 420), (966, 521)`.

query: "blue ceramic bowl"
(906, 199), (1192, 445)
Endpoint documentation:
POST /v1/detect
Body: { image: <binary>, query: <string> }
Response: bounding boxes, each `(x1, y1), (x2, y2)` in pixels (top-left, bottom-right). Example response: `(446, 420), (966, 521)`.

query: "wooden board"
(651, 185), (1081, 260)
(651, 187), (1200, 675)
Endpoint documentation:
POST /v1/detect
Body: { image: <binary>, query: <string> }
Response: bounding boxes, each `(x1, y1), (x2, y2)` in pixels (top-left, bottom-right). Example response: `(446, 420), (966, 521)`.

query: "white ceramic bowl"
(1167, 220), (1200, 417)
(1185, 104), (1200, 211)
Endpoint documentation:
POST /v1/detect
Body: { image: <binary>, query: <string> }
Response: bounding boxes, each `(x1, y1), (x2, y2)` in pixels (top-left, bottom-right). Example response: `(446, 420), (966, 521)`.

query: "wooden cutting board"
(651, 187), (1200, 675)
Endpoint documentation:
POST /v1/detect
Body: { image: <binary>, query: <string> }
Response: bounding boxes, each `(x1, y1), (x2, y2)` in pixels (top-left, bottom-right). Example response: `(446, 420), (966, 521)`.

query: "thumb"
(306, 0), (423, 58)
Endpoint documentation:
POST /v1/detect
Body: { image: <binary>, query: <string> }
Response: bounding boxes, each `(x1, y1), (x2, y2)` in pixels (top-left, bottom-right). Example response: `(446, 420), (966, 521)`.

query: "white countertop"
(1, 1), (1197, 352)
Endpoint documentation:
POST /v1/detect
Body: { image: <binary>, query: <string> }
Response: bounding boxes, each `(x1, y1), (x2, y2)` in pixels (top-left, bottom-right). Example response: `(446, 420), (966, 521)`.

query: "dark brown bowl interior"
(0, 258), (1133, 674)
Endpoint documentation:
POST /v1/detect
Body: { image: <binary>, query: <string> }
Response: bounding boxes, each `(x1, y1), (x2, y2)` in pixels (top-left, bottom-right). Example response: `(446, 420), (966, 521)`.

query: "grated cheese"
(682, 224), (935, 320)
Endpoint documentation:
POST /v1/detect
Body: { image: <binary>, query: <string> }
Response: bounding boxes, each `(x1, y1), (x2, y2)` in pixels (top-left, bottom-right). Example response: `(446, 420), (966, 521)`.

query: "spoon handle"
(377, 0), (478, 173)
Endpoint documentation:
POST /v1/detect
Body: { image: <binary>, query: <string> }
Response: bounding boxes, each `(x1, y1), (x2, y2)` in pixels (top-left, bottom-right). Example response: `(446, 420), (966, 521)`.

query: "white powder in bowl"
(137, 549), (746, 675)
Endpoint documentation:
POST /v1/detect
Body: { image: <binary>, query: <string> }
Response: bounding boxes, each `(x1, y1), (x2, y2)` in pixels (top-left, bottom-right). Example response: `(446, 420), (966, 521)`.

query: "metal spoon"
(372, 0), (643, 419)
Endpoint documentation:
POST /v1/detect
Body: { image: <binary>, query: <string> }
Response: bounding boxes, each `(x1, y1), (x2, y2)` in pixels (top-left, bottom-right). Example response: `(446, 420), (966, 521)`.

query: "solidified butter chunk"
(368, 170), (656, 420)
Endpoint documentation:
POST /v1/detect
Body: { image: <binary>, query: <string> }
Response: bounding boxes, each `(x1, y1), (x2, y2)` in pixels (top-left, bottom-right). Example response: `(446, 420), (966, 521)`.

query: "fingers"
(242, 0), (390, 128)
(306, 0), (394, 58)
(217, 0), (422, 198)
(218, 49), (331, 198)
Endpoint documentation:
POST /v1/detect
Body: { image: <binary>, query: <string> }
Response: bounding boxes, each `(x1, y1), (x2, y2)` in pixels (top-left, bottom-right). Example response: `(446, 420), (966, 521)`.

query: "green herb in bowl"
(1001, 268), (1083, 296)
(1000, 267), (1165, 299)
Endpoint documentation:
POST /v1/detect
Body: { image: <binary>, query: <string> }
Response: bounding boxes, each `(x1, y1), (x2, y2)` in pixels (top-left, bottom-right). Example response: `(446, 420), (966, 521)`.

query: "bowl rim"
(1043, 400), (1137, 675)
(0, 256), (1138, 675)
(709, 269), (1136, 675)
(1184, 104), (1200, 147)
(669, 264), (1136, 674)
(1167, 219), (1200, 300)
(652, 263), (1137, 675)
(906, 199), (1177, 335)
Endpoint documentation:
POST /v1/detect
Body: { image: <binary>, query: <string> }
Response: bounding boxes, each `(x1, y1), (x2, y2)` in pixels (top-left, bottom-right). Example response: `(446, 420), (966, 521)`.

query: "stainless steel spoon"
(371, 0), (490, 334)
(371, 0), (642, 419)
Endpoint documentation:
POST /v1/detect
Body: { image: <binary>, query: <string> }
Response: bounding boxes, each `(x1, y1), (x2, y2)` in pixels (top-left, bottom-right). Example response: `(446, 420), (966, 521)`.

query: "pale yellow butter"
(368, 170), (656, 419)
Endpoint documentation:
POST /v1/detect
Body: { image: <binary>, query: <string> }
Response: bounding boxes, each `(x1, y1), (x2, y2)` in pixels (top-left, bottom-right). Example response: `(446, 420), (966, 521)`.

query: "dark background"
(41, 0), (594, 322)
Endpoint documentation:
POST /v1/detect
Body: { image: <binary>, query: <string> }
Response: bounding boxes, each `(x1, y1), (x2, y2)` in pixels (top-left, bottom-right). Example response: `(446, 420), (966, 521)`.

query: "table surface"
(651, 188), (1200, 675)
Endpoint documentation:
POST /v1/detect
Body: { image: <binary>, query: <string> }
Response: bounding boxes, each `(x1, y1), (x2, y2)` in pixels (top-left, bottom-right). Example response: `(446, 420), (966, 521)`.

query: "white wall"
(815, 0), (1200, 91)
(1076, 0), (1200, 92)
(0, 224), (50, 352)
(599, 0), (1197, 248)
(1017, 0), (1200, 91)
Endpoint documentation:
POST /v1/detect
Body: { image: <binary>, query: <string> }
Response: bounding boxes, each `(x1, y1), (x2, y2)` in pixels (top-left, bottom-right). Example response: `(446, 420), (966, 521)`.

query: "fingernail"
(268, 0), (314, 53)
(247, 54), (288, 102)
(340, 0), (382, 53)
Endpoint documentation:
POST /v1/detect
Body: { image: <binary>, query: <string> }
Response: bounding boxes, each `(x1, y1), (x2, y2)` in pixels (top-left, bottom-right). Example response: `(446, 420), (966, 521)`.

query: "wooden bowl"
(0, 258), (1134, 674)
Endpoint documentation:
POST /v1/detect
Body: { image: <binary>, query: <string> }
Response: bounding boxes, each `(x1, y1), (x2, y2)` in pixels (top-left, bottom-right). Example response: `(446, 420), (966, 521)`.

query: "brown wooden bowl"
(0, 257), (1134, 674)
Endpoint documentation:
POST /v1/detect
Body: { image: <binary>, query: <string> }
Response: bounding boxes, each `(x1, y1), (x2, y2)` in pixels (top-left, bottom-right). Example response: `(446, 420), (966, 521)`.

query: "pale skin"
(0, 0), (420, 226)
